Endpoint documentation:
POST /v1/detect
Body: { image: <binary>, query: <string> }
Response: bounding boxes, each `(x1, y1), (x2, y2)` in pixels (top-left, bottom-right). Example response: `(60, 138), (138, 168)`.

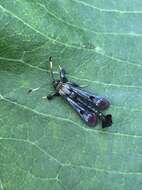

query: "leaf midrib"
(0, 94), (142, 139)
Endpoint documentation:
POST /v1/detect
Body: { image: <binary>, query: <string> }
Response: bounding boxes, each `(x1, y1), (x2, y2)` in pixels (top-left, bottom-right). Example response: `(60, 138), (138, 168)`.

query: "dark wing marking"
(67, 83), (110, 110)
(63, 95), (97, 126)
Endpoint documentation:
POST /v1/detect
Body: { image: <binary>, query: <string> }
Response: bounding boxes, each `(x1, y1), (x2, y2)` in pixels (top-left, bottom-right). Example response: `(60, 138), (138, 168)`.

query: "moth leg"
(27, 87), (41, 94)
(59, 65), (68, 83)
(42, 92), (59, 100)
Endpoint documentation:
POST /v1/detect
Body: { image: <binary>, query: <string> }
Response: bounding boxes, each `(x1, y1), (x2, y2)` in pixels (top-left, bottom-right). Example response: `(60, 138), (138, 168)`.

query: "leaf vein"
(0, 94), (142, 139)
(38, 2), (142, 37)
(0, 137), (142, 175)
(0, 137), (62, 166)
(0, 56), (142, 90)
(0, 5), (141, 68)
(72, 0), (142, 14)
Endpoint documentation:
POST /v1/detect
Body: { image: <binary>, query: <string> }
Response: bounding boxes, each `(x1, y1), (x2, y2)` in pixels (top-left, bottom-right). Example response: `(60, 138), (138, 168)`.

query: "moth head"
(53, 80), (60, 89)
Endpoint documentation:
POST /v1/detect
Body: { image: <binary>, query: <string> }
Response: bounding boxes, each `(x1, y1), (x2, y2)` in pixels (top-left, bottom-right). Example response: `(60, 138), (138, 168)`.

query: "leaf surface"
(0, 1), (142, 190)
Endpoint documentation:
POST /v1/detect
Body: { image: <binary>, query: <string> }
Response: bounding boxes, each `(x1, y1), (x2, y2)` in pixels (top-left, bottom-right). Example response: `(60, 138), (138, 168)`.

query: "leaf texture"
(0, 0), (142, 190)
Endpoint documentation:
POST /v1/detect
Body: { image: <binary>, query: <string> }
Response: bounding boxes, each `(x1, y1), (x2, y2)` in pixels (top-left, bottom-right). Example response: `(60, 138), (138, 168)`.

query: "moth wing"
(68, 84), (110, 110)
(64, 95), (97, 127)
(91, 95), (110, 110)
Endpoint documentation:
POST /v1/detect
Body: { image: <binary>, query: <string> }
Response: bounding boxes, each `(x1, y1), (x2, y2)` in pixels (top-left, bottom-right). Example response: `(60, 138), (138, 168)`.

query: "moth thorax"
(59, 84), (70, 95)
(55, 82), (63, 91)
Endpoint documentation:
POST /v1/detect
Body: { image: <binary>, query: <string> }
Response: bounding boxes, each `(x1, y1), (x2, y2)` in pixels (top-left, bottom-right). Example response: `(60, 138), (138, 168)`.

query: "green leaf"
(0, 1), (142, 189)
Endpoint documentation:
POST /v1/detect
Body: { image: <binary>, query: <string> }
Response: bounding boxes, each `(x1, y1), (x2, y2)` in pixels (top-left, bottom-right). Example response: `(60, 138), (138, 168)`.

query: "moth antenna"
(59, 65), (62, 70)
(49, 56), (55, 81)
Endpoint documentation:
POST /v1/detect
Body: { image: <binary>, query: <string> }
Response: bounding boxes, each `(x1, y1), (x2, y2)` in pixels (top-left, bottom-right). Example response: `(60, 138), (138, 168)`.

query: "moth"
(28, 57), (112, 128)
